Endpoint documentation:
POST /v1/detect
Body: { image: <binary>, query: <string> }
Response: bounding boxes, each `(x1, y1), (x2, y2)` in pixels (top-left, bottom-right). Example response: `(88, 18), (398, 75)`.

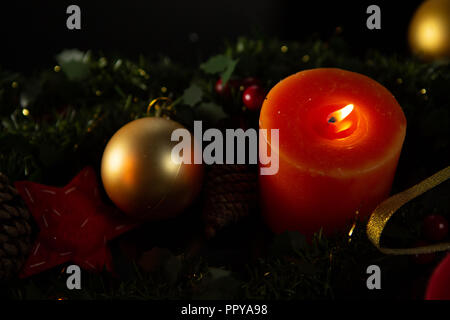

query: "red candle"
(259, 68), (406, 237)
(426, 254), (450, 300)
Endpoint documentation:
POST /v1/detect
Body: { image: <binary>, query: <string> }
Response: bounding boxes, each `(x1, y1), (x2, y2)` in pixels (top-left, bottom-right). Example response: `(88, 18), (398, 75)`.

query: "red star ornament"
(14, 166), (136, 278)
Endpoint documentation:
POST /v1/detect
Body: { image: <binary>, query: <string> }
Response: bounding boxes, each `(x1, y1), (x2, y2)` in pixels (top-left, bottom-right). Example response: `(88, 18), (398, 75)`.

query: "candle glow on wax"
(259, 68), (406, 237)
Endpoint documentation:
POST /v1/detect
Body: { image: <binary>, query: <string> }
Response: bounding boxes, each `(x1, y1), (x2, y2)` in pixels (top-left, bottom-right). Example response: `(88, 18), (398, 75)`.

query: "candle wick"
(328, 117), (337, 123)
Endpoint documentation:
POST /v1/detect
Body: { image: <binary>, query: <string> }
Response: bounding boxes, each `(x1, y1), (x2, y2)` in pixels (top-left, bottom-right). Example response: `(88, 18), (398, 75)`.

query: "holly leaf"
(200, 54), (239, 84)
(220, 59), (239, 85)
(200, 54), (232, 74)
(181, 84), (203, 107)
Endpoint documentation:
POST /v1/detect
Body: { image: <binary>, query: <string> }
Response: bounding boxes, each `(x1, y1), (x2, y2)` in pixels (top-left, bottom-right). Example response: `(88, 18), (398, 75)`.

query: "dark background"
(0, 1), (422, 71)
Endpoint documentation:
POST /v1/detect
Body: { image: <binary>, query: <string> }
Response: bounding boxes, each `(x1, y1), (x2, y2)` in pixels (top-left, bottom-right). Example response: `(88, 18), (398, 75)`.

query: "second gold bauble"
(408, 0), (450, 60)
(101, 117), (203, 220)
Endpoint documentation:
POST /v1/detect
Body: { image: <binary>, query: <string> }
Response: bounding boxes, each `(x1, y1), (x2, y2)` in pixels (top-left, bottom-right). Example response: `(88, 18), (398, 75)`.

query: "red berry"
(412, 241), (436, 265)
(214, 79), (229, 96)
(214, 78), (240, 97)
(423, 215), (449, 242)
(242, 85), (266, 111)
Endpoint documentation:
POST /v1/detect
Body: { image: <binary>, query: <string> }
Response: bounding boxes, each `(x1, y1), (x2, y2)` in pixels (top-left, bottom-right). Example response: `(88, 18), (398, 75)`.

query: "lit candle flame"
(327, 104), (354, 123)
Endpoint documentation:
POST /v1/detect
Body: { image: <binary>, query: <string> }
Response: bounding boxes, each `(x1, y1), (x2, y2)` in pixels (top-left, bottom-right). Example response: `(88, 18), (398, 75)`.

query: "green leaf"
(220, 59), (239, 85)
(200, 54), (232, 74)
(200, 54), (239, 85)
(181, 84), (203, 107)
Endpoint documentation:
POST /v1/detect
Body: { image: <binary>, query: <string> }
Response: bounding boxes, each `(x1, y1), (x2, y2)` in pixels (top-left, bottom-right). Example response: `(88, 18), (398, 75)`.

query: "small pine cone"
(203, 164), (258, 238)
(0, 172), (34, 281)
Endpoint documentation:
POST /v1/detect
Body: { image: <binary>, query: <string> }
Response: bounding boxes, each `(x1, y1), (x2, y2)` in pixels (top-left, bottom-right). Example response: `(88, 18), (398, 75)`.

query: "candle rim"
(259, 68), (407, 177)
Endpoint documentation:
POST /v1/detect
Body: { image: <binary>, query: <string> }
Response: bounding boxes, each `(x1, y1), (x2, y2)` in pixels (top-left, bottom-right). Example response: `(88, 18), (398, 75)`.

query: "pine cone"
(203, 164), (258, 238)
(0, 172), (33, 281)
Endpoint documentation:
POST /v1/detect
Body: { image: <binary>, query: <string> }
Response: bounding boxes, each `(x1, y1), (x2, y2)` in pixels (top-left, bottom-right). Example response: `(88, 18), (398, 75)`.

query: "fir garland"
(0, 35), (448, 299)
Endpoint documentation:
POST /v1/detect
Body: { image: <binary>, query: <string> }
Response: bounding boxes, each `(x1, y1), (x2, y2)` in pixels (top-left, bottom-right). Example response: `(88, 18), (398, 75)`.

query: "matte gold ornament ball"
(101, 117), (203, 220)
(408, 0), (450, 60)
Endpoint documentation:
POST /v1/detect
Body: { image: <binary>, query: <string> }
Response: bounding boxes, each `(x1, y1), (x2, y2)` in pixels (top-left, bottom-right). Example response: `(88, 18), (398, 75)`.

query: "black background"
(0, 1), (422, 71)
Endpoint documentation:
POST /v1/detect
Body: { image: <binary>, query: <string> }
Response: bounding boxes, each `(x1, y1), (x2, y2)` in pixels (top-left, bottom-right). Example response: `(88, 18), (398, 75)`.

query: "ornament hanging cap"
(147, 97), (174, 116)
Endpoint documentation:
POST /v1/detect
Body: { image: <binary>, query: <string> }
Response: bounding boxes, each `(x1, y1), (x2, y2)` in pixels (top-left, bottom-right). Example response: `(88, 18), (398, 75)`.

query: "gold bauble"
(408, 0), (450, 60)
(101, 117), (203, 220)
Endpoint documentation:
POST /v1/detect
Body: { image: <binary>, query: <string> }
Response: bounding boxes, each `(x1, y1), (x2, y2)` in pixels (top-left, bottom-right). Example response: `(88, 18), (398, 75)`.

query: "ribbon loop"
(367, 166), (450, 255)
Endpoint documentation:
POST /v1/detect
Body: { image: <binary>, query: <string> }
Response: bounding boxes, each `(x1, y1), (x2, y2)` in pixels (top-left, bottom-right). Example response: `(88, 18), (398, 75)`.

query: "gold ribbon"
(367, 166), (450, 255)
